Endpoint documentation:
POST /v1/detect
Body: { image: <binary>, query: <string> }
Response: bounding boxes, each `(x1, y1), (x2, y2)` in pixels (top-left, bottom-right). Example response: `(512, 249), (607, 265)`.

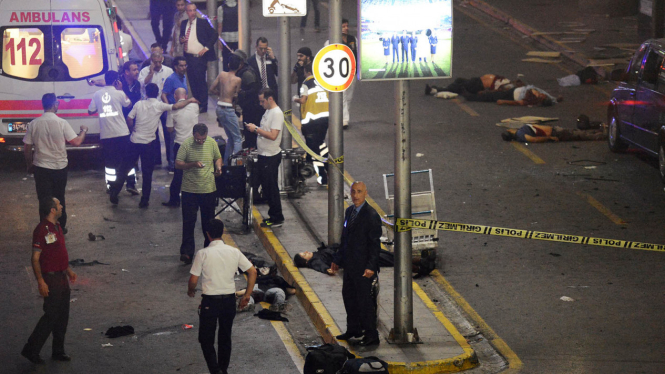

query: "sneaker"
(126, 187), (140, 196)
(260, 219), (283, 228)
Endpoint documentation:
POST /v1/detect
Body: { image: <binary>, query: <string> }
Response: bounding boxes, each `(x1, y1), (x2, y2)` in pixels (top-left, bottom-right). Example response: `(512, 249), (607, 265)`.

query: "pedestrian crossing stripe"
(394, 217), (665, 253)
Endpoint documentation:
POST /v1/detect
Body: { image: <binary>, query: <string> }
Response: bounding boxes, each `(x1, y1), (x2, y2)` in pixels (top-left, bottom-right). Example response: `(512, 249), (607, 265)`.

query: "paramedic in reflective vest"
(294, 63), (328, 186)
(88, 70), (138, 195)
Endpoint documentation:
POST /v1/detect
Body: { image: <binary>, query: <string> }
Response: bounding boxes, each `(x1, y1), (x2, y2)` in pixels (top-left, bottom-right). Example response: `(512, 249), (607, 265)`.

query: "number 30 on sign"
(313, 44), (356, 92)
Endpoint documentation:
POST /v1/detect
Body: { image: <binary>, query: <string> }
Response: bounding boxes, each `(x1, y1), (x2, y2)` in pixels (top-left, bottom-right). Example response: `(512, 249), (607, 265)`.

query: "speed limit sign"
(312, 43), (356, 92)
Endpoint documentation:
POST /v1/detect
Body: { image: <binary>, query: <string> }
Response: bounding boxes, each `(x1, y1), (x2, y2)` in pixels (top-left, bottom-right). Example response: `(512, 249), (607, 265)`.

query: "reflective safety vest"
(300, 76), (329, 125)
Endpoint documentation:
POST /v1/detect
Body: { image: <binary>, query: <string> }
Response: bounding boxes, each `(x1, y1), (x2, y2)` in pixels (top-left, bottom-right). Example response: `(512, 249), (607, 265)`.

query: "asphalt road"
(2, 1), (665, 374)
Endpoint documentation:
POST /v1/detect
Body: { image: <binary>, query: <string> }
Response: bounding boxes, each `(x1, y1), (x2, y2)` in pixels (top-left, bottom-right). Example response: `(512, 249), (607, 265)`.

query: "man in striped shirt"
(176, 124), (222, 264)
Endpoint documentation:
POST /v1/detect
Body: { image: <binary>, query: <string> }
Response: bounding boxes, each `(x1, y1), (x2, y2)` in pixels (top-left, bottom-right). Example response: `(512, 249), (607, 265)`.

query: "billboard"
(358, 0), (452, 81)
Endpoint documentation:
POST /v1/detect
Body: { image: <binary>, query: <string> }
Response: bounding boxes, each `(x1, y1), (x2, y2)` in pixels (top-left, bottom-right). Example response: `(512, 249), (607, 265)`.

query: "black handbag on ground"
(337, 356), (389, 373)
(303, 343), (355, 374)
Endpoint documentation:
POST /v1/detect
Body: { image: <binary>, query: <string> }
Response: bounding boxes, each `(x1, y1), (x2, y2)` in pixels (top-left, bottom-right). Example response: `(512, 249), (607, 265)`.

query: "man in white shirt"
(110, 83), (197, 208)
(87, 70), (138, 195)
(23, 94), (88, 232)
(188, 218), (257, 374)
(163, 88), (199, 207)
(139, 50), (175, 167)
(245, 88), (284, 228)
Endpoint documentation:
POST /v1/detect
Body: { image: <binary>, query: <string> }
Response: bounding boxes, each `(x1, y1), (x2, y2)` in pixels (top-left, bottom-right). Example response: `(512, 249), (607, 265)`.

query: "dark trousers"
(185, 54), (209, 111)
(300, 0), (320, 28)
(392, 46), (399, 62)
(150, 0), (176, 49)
(168, 143), (183, 203)
(152, 112), (171, 166)
(34, 166), (68, 228)
(102, 135), (136, 189)
(257, 154), (283, 222)
(433, 77), (484, 95)
(221, 42), (239, 72)
(342, 272), (378, 338)
(464, 88), (515, 102)
(302, 120), (328, 184)
(198, 295), (236, 374)
(24, 272), (70, 356)
(242, 108), (264, 149)
(113, 141), (156, 202)
(411, 47), (416, 61)
(401, 47), (408, 62)
(180, 191), (216, 258)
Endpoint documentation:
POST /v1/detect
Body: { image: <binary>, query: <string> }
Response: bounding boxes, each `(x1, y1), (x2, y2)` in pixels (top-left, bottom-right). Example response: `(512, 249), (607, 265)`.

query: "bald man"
(331, 181), (382, 347)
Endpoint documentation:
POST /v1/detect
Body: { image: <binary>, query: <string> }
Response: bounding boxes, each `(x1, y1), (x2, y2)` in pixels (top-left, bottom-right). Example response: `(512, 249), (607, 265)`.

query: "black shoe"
(110, 190), (119, 205)
(162, 201), (180, 208)
(126, 187), (140, 196)
(425, 84), (432, 95)
(199, 107), (208, 114)
(357, 335), (380, 347)
(52, 353), (71, 362)
(180, 254), (192, 265)
(21, 348), (45, 364)
(335, 331), (363, 340)
(138, 200), (149, 209)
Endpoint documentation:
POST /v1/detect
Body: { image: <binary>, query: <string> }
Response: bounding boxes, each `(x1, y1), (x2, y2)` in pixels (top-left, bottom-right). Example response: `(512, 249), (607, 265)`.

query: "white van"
(0, 0), (126, 152)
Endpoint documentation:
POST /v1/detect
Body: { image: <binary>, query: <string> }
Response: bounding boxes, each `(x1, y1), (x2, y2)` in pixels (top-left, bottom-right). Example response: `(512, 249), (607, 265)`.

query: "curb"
(464, 0), (592, 68)
(251, 206), (479, 373)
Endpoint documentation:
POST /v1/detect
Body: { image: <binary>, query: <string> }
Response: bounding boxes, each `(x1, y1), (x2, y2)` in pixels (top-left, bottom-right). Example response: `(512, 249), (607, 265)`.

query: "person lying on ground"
(425, 74), (521, 97)
(463, 85), (562, 107)
(501, 123), (606, 143)
(235, 275), (296, 313)
(293, 247), (436, 277)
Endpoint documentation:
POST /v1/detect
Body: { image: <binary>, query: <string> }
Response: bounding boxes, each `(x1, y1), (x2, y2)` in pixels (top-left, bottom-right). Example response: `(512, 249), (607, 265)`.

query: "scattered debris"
(567, 160), (607, 166)
(584, 166), (597, 169)
(88, 233), (105, 241)
(101, 343), (113, 347)
(70, 298), (77, 303)
(526, 51), (561, 58)
(105, 325), (135, 338)
(84, 328), (92, 331)
(416, 153), (424, 157)
(69, 259), (109, 267)
(122, 269), (130, 272)
(560, 296), (575, 302)
(182, 324), (194, 330)
(549, 252), (561, 257)
(153, 331), (175, 336)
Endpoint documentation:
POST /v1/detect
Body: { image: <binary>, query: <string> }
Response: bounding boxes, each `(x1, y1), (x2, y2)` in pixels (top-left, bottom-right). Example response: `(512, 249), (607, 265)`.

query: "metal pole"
(279, 17), (293, 190)
(238, 0), (250, 53)
(327, 0), (344, 246)
(392, 79), (415, 343)
(207, 0), (219, 88)
(654, 0), (665, 38)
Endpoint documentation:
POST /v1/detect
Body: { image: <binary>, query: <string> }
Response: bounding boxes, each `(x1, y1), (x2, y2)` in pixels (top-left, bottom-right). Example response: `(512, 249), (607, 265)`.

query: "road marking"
(260, 302), (306, 373)
(430, 270), (523, 372)
(451, 98), (480, 117)
(577, 192), (627, 225)
(511, 142), (546, 164)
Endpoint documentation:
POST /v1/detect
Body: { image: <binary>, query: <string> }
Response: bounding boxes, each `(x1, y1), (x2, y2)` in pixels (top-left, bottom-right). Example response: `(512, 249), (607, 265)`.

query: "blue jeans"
(216, 106), (242, 165)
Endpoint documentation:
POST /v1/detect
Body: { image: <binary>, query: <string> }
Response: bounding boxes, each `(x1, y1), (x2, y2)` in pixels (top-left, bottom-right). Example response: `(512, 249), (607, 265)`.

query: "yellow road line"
(451, 98), (480, 117)
(511, 142), (546, 164)
(577, 192), (627, 225)
(260, 302), (306, 373)
(431, 270), (524, 372)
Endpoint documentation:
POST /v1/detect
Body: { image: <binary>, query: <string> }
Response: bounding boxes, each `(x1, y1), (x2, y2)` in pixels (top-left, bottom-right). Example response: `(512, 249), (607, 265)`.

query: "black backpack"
(303, 344), (355, 374)
(338, 356), (389, 373)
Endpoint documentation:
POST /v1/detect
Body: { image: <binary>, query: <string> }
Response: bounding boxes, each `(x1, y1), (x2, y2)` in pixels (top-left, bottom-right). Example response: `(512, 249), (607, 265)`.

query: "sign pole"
(238, 0), (250, 53)
(279, 16), (293, 189)
(327, 0), (344, 247)
(389, 80), (418, 344)
(207, 0), (219, 89)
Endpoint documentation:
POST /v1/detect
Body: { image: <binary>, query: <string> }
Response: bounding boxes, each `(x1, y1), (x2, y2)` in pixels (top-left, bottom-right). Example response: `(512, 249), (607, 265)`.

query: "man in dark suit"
(180, 3), (218, 113)
(399, 30), (409, 63)
(331, 181), (382, 347)
(248, 37), (278, 102)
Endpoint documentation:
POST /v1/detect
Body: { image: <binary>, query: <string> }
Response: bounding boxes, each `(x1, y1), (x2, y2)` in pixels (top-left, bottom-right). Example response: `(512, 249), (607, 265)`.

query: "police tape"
(394, 217), (665, 253)
(282, 111), (353, 184)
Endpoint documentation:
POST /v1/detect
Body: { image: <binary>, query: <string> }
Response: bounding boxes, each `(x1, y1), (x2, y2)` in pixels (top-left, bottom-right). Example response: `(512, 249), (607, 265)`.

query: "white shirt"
(190, 240), (253, 295)
(23, 112), (77, 170)
(257, 106), (283, 157)
(166, 99), (200, 144)
(184, 18), (206, 54)
(88, 87), (131, 139)
(128, 98), (172, 144)
(138, 65), (174, 99)
(255, 53), (273, 88)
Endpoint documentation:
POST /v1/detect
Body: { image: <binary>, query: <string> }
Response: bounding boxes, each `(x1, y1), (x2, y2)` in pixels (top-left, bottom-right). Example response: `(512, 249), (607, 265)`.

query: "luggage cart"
(215, 151), (256, 231)
(382, 169), (438, 254)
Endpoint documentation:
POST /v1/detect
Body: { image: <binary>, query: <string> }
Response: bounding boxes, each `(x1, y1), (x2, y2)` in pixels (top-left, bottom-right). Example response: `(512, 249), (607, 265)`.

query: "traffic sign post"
(312, 43), (356, 92)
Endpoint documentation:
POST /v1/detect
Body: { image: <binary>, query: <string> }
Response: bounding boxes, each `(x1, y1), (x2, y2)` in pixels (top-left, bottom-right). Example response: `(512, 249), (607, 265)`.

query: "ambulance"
(0, 0), (126, 152)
